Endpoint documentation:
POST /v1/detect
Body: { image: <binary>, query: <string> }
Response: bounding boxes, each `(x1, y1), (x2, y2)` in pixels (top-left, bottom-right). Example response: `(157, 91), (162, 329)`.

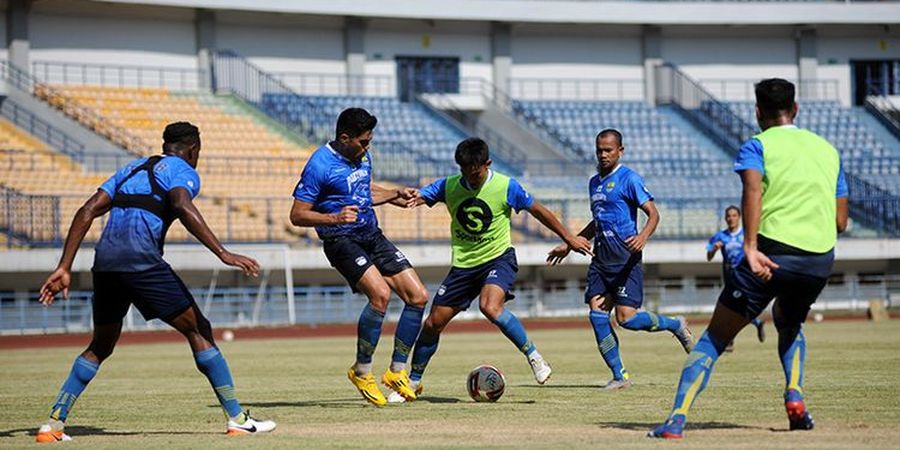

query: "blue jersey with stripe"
(589, 165), (653, 266)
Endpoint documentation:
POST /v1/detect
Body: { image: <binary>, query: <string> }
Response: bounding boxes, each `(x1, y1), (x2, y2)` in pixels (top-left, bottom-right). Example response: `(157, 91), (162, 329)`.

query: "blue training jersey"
(293, 143), (378, 239)
(589, 165), (653, 266)
(707, 228), (744, 269)
(93, 155), (200, 272)
(419, 170), (534, 211)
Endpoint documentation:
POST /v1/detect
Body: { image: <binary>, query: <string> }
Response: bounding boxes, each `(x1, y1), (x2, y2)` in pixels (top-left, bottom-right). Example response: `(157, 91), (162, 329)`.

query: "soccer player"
(649, 78), (849, 439)
(390, 137), (592, 402)
(289, 108), (429, 407)
(35, 122), (275, 442)
(547, 129), (694, 390)
(707, 205), (765, 351)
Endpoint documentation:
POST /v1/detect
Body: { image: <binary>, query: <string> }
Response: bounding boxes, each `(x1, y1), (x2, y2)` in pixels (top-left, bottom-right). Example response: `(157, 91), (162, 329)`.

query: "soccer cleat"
(225, 410), (277, 435)
(648, 415), (685, 439)
(381, 369), (418, 402)
(673, 316), (694, 354)
(725, 341), (735, 353)
(756, 319), (767, 343)
(35, 423), (71, 443)
(387, 381), (424, 404)
(785, 389), (814, 431)
(528, 353), (552, 384)
(347, 367), (387, 407)
(602, 378), (633, 391)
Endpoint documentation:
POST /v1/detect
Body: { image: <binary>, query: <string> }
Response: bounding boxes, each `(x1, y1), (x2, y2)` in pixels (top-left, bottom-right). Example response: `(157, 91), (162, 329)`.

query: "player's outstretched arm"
(289, 199), (358, 227)
(169, 187), (259, 277)
(528, 200), (592, 256)
(547, 221), (595, 265)
(39, 190), (112, 305)
(624, 200), (659, 253)
(371, 183), (418, 208)
(739, 169), (778, 281)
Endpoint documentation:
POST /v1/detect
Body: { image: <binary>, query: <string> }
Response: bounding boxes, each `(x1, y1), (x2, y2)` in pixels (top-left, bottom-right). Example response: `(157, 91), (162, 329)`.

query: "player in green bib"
(386, 138), (592, 403)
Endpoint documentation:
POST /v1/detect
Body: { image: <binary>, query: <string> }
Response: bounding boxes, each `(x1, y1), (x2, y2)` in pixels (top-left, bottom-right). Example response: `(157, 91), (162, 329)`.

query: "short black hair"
(596, 128), (623, 147)
(755, 78), (795, 118)
(725, 205), (741, 216)
(335, 108), (377, 139)
(162, 121), (199, 151)
(455, 137), (490, 167)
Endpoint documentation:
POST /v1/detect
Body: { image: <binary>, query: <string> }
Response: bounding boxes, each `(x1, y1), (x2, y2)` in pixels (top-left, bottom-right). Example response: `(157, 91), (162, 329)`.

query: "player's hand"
(220, 251), (261, 277)
(714, 241), (724, 250)
(546, 243), (572, 265)
(395, 188), (419, 208)
(565, 235), (594, 257)
(745, 248), (778, 282)
(624, 234), (648, 253)
(39, 267), (71, 306)
(334, 205), (359, 224)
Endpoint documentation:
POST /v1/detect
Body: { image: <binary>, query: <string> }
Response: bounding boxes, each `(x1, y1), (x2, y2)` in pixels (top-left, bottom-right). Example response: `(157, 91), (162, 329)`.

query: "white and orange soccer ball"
(466, 364), (506, 402)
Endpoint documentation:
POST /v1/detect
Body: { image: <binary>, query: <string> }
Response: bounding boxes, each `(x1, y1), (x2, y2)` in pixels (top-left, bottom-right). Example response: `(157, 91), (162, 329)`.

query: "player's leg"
(751, 317), (766, 343)
(347, 266), (394, 406)
(408, 303), (461, 388)
(588, 295), (630, 389)
(381, 268), (429, 400)
(612, 263), (694, 353)
(37, 322), (122, 443)
(479, 285), (551, 384)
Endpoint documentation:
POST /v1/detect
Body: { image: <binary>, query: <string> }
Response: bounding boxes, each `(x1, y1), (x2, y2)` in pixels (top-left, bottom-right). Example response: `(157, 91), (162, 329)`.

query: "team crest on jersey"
(605, 181), (616, 192)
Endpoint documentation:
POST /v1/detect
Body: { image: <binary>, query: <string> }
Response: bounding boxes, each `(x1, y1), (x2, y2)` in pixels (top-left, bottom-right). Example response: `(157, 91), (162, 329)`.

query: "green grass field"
(2, 319), (899, 449)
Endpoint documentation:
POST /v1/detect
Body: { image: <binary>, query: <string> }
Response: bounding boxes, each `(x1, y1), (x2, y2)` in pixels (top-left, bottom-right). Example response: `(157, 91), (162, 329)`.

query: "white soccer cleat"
(387, 380), (422, 404)
(602, 378), (633, 391)
(528, 353), (552, 385)
(36, 423), (72, 443)
(226, 410), (276, 435)
(673, 316), (695, 354)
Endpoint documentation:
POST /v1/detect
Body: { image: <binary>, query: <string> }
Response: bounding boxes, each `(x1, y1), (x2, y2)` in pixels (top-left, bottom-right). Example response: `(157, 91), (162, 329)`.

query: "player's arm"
(528, 201), (593, 256)
(371, 183), (417, 208)
(624, 200), (659, 253)
(547, 221), (596, 265)
(739, 169), (778, 281)
(289, 199), (357, 227)
(169, 187), (260, 277)
(836, 197), (849, 233)
(39, 190), (112, 305)
(706, 236), (723, 261)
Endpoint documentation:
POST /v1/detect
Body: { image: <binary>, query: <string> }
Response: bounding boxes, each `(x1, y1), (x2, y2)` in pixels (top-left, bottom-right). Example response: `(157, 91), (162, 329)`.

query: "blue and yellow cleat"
(347, 367), (387, 407)
(647, 415), (685, 439)
(785, 389), (814, 431)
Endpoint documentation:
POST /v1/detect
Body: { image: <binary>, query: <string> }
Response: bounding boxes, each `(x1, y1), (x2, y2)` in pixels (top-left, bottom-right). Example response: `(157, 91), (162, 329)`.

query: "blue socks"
(194, 347), (243, 418)
(589, 310), (628, 380)
(392, 304), (425, 368)
(668, 331), (728, 420)
(620, 311), (681, 333)
(410, 330), (440, 382)
(49, 356), (99, 422)
(491, 309), (536, 356)
(356, 304), (385, 366)
(778, 326), (806, 395)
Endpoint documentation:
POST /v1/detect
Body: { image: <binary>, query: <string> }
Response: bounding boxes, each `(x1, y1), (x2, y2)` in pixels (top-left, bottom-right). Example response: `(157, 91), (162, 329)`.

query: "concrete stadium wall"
(819, 26), (900, 107)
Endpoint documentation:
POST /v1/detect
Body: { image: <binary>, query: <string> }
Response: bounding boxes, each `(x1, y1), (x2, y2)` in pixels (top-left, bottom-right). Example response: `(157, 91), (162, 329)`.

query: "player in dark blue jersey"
(707, 206), (765, 350)
(35, 122), (275, 443)
(548, 129), (694, 390)
(289, 108), (428, 407)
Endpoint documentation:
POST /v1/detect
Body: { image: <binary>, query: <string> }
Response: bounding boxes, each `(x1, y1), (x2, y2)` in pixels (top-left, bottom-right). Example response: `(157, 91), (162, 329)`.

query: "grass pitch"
(1, 319), (899, 449)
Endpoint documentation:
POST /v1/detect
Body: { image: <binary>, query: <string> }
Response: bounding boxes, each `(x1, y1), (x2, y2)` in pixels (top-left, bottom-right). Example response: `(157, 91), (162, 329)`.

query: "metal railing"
(0, 60), (152, 157)
(700, 78), (841, 102)
(32, 61), (201, 91)
(0, 98), (85, 159)
(3, 274), (896, 335)
(508, 78), (644, 101)
(272, 71), (490, 99)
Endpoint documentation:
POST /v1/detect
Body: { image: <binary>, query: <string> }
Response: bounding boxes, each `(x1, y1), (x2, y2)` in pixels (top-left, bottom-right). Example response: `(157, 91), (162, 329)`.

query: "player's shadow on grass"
(237, 398), (370, 409)
(596, 421), (765, 432)
(0, 426), (215, 439)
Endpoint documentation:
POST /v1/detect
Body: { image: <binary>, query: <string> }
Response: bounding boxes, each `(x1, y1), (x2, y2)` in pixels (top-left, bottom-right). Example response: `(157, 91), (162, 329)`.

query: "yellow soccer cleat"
(347, 368), (387, 407)
(381, 369), (418, 402)
(387, 381), (424, 404)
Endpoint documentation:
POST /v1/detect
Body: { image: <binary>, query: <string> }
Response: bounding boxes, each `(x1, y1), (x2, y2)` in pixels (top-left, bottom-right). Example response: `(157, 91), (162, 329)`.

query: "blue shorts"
(718, 251), (833, 324)
(584, 254), (644, 308)
(322, 229), (413, 292)
(92, 264), (195, 325)
(433, 247), (518, 310)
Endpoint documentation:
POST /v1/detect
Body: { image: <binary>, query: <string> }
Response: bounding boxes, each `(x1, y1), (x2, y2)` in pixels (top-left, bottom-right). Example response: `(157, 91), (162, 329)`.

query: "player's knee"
(407, 286), (429, 308)
(86, 343), (114, 362)
(479, 302), (503, 321)
(615, 308), (636, 324)
(423, 316), (445, 335)
(367, 286), (392, 311)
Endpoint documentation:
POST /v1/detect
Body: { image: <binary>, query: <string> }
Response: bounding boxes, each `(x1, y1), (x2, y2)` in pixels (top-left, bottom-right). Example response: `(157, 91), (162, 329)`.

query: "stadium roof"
(90, 0), (900, 25)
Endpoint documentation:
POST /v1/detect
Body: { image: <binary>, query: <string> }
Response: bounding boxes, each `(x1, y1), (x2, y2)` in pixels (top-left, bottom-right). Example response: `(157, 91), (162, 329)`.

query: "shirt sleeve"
(419, 178), (447, 206)
(629, 173), (654, 206)
(167, 165), (201, 198)
(507, 178), (535, 212)
(734, 138), (765, 175)
(836, 163), (849, 198)
(706, 233), (721, 252)
(98, 160), (138, 199)
(293, 160), (323, 203)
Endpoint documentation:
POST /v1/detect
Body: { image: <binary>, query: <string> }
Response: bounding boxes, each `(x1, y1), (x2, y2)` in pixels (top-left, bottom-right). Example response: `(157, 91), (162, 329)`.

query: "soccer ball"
(467, 365), (506, 402)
